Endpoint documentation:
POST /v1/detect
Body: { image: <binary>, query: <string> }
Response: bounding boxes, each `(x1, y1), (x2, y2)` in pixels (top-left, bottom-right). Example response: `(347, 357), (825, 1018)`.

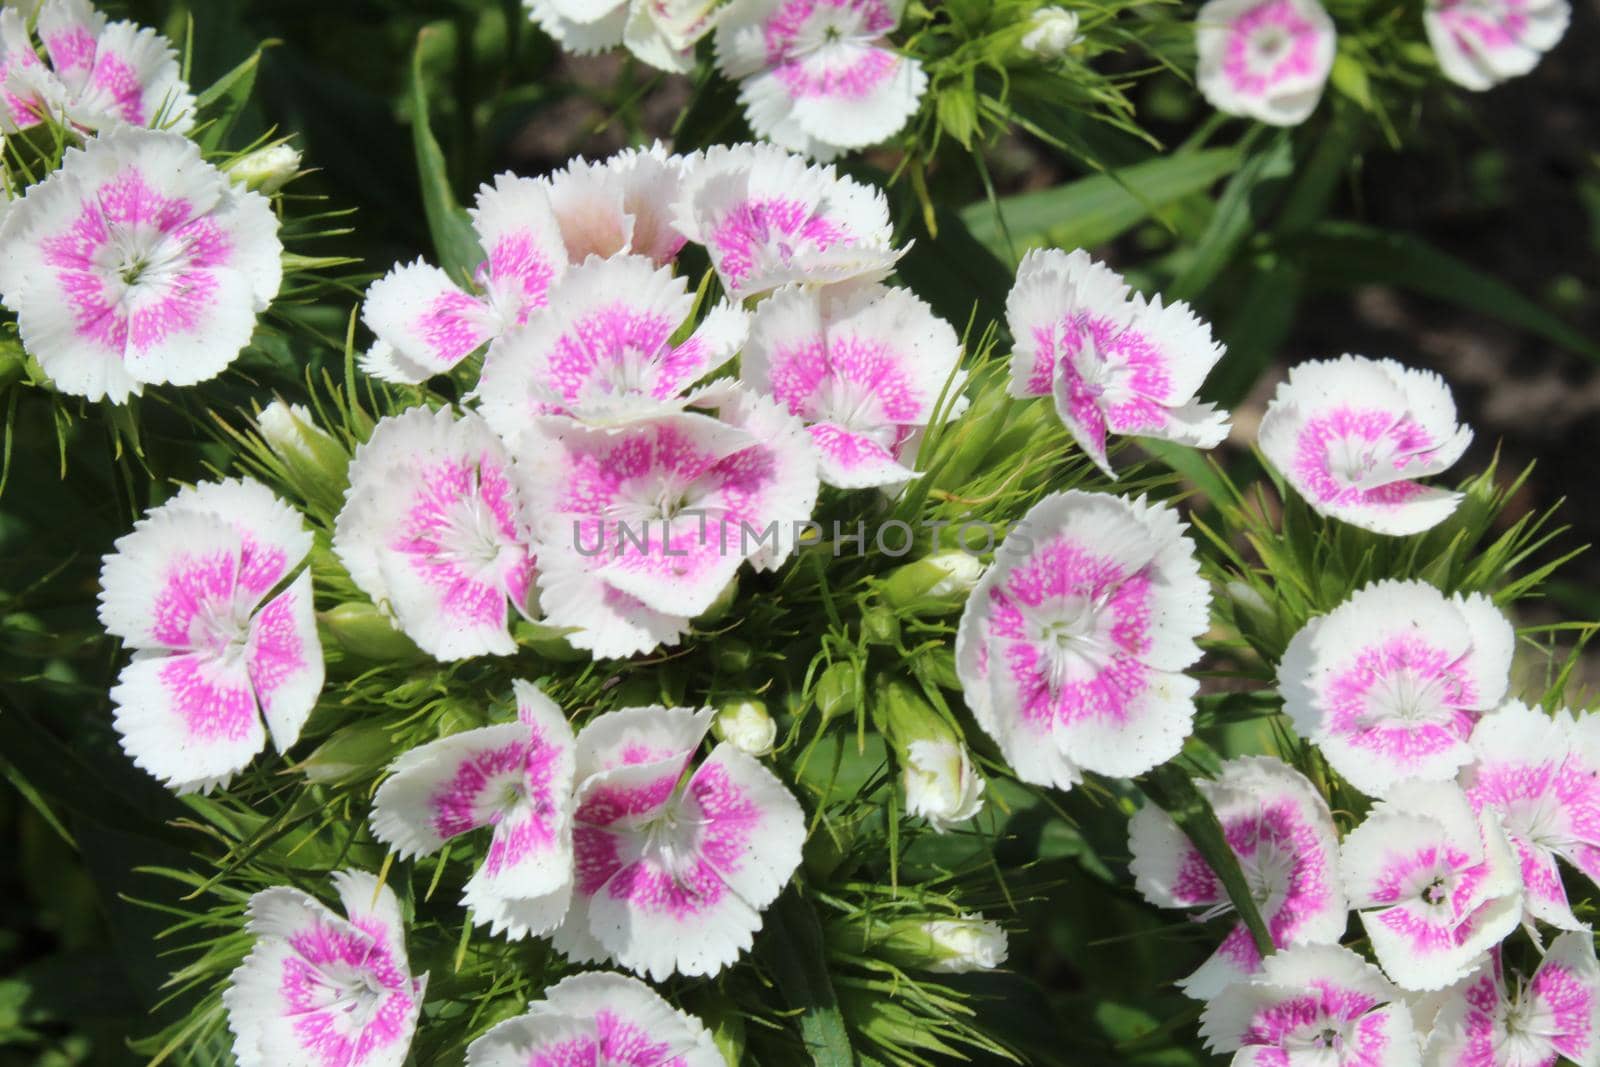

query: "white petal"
(111, 650), (264, 794)
(370, 723), (543, 859)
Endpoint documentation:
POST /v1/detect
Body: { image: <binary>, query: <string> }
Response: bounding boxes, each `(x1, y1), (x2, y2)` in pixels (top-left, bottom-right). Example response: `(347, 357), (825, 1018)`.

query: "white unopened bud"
(714, 698), (777, 757)
(225, 143), (303, 195)
(258, 400), (335, 462)
(1021, 6), (1081, 58)
(902, 739), (984, 831)
(918, 916), (1009, 973)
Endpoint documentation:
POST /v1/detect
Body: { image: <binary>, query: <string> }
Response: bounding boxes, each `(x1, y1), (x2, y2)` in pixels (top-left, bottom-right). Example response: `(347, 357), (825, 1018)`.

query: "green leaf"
(409, 28), (482, 280)
(1328, 53), (1372, 111)
(194, 43), (270, 151)
(1291, 221), (1600, 364)
(1168, 132), (1293, 301)
(957, 148), (1243, 260)
(760, 888), (856, 1067)
(1139, 764), (1275, 958)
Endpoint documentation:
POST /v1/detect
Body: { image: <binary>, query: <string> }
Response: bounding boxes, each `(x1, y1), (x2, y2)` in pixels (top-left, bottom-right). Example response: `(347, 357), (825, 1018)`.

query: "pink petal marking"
(1221, 0), (1324, 95)
(1289, 407), (1437, 510)
(159, 653), (258, 742)
(1322, 635), (1478, 762)
(710, 197), (850, 293)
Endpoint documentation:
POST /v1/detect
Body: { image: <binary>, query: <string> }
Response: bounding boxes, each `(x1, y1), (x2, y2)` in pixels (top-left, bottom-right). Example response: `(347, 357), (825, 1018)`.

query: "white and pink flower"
(674, 143), (901, 299)
(369, 681), (577, 939)
(1423, 933), (1600, 1067)
(526, 0), (723, 72)
(0, 128), (281, 402)
(1424, 0), (1569, 91)
(224, 870), (426, 1067)
(1340, 780), (1523, 992)
(98, 478), (323, 794)
(519, 387), (818, 658)
(333, 407), (538, 661)
(954, 491), (1211, 791)
(1198, 943), (1420, 1066)
(1278, 579), (1514, 798)
(1005, 248), (1230, 479)
(474, 254), (748, 431)
(537, 141), (689, 264)
(553, 705), (807, 980)
(360, 174), (567, 384)
(0, 0), (194, 134)
(1129, 756), (1348, 999)
(1460, 701), (1600, 933)
(465, 971), (723, 1067)
(1258, 355), (1473, 536)
(1194, 0), (1336, 126)
(713, 0), (927, 161)
(741, 282), (964, 488)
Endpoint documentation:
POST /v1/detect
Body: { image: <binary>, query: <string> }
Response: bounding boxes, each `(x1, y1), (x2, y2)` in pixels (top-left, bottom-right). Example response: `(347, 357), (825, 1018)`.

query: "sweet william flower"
(0, 128), (282, 403)
(1460, 701), (1600, 932)
(740, 282), (965, 488)
(955, 490), (1211, 790)
(1425, 0), (1569, 91)
(333, 406), (538, 662)
(1278, 579), (1514, 798)
(224, 870), (427, 1067)
(1340, 780), (1523, 992)
(1423, 932), (1600, 1067)
(465, 971), (723, 1067)
(98, 478), (323, 794)
(713, 0), (928, 161)
(537, 141), (689, 264)
(553, 705), (807, 980)
(1198, 943), (1421, 1066)
(1129, 756), (1347, 999)
(1006, 248), (1230, 478)
(1258, 355), (1473, 535)
(526, 0), (723, 72)
(1194, 0), (1336, 126)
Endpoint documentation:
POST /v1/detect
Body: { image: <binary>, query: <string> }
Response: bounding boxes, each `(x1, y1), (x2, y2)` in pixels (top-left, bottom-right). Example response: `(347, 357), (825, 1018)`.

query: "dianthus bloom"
(1198, 944), (1420, 1066)
(741, 283), (964, 487)
(1424, 0), (1570, 91)
(0, 128), (282, 402)
(1340, 780), (1522, 992)
(955, 491), (1211, 790)
(537, 142), (688, 264)
(525, 0), (719, 72)
(1258, 355), (1473, 535)
(1005, 248), (1229, 479)
(553, 706), (806, 980)
(334, 407), (538, 661)
(361, 175), (566, 383)
(465, 971), (723, 1067)
(1194, 0), (1336, 126)
(713, 0), (927, 161)
(674, 143), (902, 299)
(0, 0), (194, 133)
(370, 681), (576, 939)
(1460, 701), (1600, 932)
(224, 870), (427, 1067)
(519, 388), (818, 658)
(1129, 756), (1347, 999)
(98, 478), (323, 794)
(475, 254), (748, 430)
(1278, 579), (1513, 798)
(1423, 933), (1600, 1067)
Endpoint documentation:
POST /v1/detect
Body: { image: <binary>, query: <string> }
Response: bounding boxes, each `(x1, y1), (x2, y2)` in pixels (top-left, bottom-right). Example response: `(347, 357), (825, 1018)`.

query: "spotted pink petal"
(247, 571), (323, 755)
(0, 8), (47, 130)
(60, 18), (195, 133)
(1195, 0), (1336, 126)
(1424, 0), (1569, 90)
(361, 260), (494, 381)
(466, 173), (567, 323)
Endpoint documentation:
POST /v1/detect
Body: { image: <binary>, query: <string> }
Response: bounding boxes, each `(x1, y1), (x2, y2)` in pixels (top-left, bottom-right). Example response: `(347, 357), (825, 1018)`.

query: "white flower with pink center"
(740, 282), (964, 488)
(1460, 701), (1600, 933)
(1340, 780), (1523, 992)
(1198, 943), (1420, 1066)
(224, 870), (427, 1067)
(1194, 0), (1336, 126)
(333, 406), (538, 662)
(954, 491), (1211, 791)
(98, 478), (324, 795)
(370, 681), (577, 939)
(360, 174), (567, 384)
(1424, 0), (1569, 91)
(1259, 355), (1473, 536)
(538, 142), (690, 264)
(674, 142), (901, 300)
(465, 971), (724, 1067)
(520, 387), (819, 658)
(474, 254), (748, 430)
(1129, 756), (1348, 1000)
(550, 705), (806, 980)
(1423, 933), (1600, 1067)
(0, 0), (195, 134)
(0, 128), (281, 403)
(1278, 579), (1514, 798)
(713, 0), (928, 161)
(1005, 248), (1230, 479)
(526, 0), (725, 72)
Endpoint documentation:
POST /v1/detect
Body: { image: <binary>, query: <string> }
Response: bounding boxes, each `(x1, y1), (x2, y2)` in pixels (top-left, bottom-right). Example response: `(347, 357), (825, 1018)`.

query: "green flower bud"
(855, 915), (1009, 974)
(320, 601), (425, 662)
(296, 724), (398, 783)
(861, 604), (900, 646)
(696, 575), (739, 624)
(880, 551), (985, 612)
(713, 697), (776, 757)
(714, 638), (754, 673)
(513, 620), (589, 662)
(224, 143), (303, 195)
(813, 661), (859, 721)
